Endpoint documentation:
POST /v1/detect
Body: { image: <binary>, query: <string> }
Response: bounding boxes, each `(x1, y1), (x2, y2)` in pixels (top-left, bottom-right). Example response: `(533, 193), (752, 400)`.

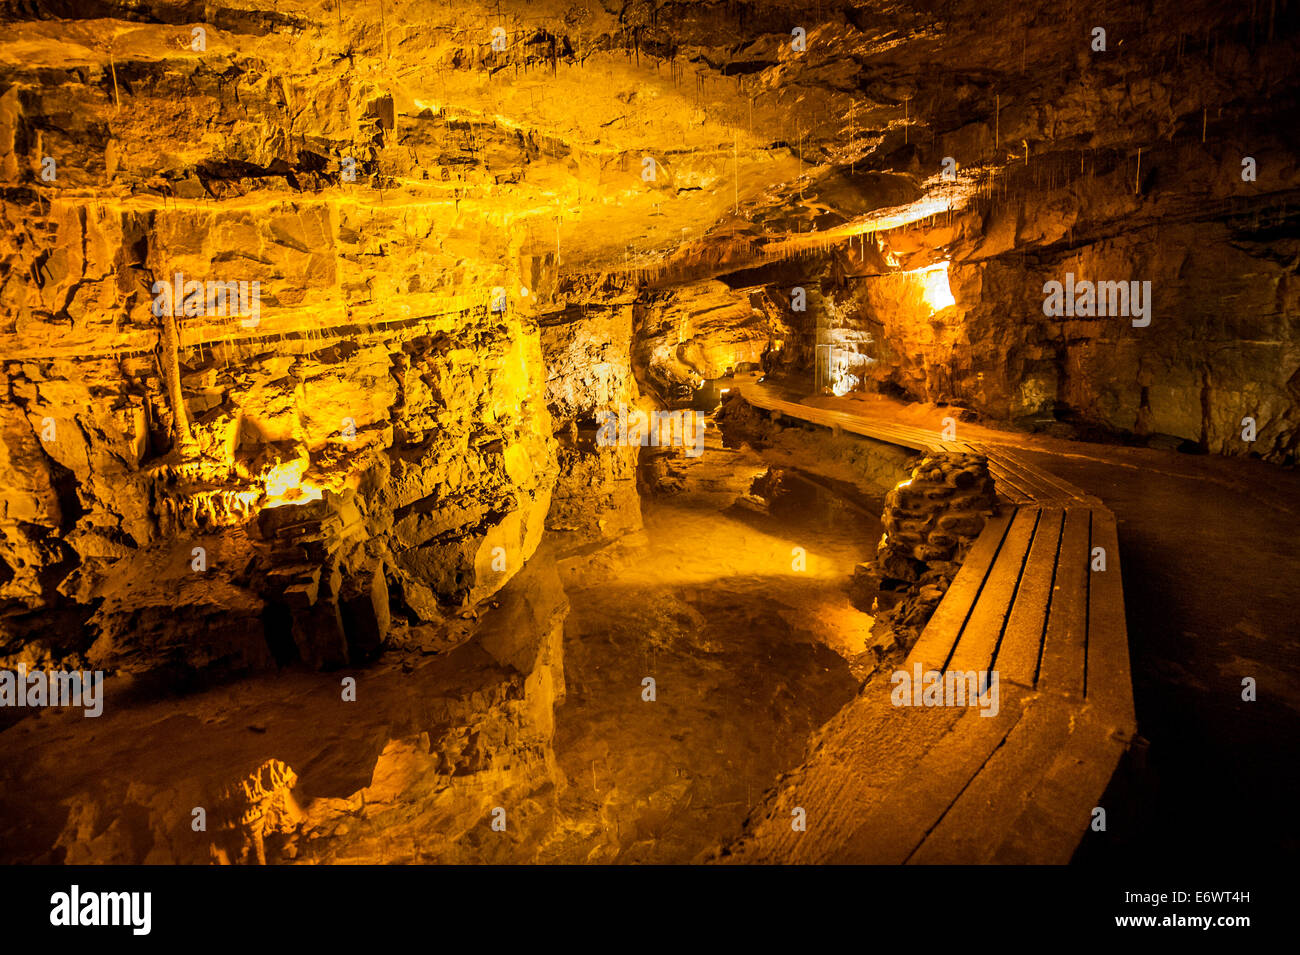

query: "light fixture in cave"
(917, 262), (956, 312)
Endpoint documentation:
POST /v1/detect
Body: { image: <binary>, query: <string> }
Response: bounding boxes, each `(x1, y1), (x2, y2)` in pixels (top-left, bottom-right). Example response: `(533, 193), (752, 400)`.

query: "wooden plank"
(984, 447), (1063, 502)
(987, 708), (1128, 864)
(984, 447), (1059, 500)
(713, 691), (964, 864)
(1037, 507), (1092, 700)
(738, 383), (984, 456)
(905, 509), (1015, 674)
(995, 507), (1065, 687)
(984, 458), (1025, 489)
(984, 455), (1037, 503)
(994, 446), (1069, 497)
(909, 697), (1075, 864)
(995, 444), (1092, 504)
(825, 685), (1028, 863)
(852, 428), (934, 452)
(945, 507), (1040, 676)
(736, 385), (948, 453)
(788, 408), (933, 452)
(1084, 509), (1137, 736)
(850, 420), (940, 447)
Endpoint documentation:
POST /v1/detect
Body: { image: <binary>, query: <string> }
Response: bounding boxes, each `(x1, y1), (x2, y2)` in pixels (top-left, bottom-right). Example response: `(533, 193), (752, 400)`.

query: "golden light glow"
(263, 461), (323, 509)
(916, 262), (956, 312)
(757, 190), (969, 262)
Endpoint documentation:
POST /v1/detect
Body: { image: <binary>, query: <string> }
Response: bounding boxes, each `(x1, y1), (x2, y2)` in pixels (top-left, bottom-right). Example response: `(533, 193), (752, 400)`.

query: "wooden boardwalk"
(711, 377), (1137, 864)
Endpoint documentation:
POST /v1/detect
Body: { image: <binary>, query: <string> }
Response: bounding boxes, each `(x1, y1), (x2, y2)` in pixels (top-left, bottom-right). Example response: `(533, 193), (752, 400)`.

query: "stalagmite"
(158, 309), (193, 449)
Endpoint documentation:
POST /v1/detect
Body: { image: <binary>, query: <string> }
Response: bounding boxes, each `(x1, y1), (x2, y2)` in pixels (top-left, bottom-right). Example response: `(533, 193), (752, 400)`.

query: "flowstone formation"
(211, 758), (304, 866)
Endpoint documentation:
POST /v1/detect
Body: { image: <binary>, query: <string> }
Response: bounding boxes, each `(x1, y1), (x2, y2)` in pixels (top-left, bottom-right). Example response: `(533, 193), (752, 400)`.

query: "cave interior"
(1, 0), (1298, 867)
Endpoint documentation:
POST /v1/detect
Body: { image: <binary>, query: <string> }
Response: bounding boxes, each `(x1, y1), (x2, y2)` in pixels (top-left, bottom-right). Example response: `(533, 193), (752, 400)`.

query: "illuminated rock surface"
(0, 0), (1297, 866)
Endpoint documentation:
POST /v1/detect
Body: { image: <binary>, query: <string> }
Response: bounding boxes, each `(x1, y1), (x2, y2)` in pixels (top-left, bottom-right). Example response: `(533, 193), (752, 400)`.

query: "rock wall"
(539, 305), (645, 549)
(633, 282), (773, 403)
(3, 0), (1298, 683)
(1, 302), (557, 677)
(705, 2), (1300, 462)
(1, 4), (569, 676)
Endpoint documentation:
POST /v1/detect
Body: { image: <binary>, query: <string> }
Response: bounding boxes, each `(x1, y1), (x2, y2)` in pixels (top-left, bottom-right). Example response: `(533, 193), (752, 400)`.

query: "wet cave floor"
(540, 431), (880, 863)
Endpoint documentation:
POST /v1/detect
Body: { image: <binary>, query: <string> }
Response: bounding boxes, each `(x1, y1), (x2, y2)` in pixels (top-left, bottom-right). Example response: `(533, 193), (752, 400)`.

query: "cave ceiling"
(6, 0), (1290, 359)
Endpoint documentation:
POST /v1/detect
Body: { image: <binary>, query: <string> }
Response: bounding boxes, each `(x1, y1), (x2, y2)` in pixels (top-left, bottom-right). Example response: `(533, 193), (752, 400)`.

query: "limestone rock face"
(1, 2), (576, 673)
(633, 282), (772, 402)
(538, 304), (645, 548)
(541, 305), (639, 426)
(546, 437), (643, 551)
(0, 294), (558, 676)
(2, 0), (1298, 681)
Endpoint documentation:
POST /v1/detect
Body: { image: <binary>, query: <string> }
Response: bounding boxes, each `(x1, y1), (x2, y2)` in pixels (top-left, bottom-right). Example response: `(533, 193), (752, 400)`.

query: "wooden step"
(1037, 508), (1092, 701)
(991, 444), (1098, 505)
(1084, 510), (1137, 737)
(986, 707), (1129, 863)
(712, 686), (964, 864)
(995, 507), (1065, 688)
(827, 684), (1029, 863)
(945, 507), (1040, 676)
(906, 509), (1016, 674)
(909, 695), (1075, 864)
(724, 379), (1136, 866)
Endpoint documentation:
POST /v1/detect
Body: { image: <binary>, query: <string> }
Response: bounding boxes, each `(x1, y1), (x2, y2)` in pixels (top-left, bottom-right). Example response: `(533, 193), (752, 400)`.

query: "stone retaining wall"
(856, 451), (997, 654)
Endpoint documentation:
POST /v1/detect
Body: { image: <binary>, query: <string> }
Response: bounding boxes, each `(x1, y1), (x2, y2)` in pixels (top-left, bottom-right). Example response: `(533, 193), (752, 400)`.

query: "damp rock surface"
(0, 0), (1296, 868)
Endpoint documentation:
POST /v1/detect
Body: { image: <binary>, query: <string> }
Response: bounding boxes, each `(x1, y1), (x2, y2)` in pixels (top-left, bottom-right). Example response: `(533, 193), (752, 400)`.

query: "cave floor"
(538, 430), (881, 862)
(6, 383), (1292, 864)
(0, 426), (885, 864)
(755, 376), (1300, 864)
